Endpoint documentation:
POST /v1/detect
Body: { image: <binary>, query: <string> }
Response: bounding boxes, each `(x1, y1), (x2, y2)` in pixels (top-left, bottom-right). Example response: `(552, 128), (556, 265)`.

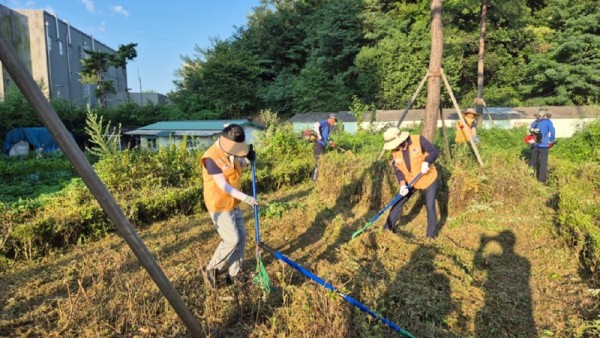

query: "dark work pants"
(311, 142), (326, 181)
(530, 147), (549, 183)
(384, 179), (439, 238)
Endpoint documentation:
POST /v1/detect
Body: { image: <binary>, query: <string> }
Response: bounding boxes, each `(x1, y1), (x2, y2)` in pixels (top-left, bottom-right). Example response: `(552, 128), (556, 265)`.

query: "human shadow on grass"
(313, 160), (395, 263)
(474, 230), (536, 337)
(379, 243), (459, 337)
(282, 160), (389, 265)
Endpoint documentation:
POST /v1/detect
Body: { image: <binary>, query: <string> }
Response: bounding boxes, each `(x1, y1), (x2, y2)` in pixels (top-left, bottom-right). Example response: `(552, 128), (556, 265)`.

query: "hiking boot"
(203, 267), (218, 289)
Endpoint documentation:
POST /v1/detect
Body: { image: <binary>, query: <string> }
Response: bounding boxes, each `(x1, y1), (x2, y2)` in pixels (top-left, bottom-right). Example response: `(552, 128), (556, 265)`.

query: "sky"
(4, 0), (262, 94)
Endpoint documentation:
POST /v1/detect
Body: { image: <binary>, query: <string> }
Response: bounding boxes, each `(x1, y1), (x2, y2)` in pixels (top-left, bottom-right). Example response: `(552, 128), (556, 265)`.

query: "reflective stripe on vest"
(201, 143), (243, 212)
(391, 135), (437, 189)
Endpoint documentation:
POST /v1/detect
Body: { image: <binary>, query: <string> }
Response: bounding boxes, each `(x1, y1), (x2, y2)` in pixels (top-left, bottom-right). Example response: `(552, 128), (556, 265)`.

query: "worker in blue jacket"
(310, 113), (337, 181)
(527, 110), (556, 183)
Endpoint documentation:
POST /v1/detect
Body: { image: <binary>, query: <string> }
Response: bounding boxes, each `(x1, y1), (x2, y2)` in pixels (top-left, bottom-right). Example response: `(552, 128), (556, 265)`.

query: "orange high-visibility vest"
(201, 143), (242, 212)
(391, 135), (438, 190)
(455, 116), (475, 143)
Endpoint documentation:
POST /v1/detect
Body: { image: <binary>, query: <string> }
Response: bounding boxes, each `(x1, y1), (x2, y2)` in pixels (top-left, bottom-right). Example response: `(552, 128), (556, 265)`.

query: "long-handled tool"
(250, 146), (271, 293)
(259, 242), (415, 337)
(351, 172), (423, 239)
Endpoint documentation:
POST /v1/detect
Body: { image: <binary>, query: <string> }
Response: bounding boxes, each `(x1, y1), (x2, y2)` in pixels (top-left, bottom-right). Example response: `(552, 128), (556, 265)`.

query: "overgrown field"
(1, 120), (599, 336)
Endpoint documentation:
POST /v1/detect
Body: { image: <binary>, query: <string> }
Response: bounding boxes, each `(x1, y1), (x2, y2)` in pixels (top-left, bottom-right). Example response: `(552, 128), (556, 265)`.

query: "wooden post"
(439, 105), (451, 159)
(0, 32), (203, 336)
(378, 72), (429, 160)
(440, 68), (484, 167)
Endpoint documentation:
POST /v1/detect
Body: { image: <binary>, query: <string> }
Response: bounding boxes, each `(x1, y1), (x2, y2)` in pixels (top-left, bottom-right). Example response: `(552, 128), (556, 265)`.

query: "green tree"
(173, 39), (261, 118)
(0, 86), (39, 139)
(521, 0), (600, 105)
(80, 43), (137, 107)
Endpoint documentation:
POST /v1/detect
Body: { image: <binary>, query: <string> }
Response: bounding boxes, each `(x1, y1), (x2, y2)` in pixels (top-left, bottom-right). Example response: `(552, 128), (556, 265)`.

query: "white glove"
(420, 162), (430, 174)
(399, 186), (409, 197)
(243, 195), (258, 207)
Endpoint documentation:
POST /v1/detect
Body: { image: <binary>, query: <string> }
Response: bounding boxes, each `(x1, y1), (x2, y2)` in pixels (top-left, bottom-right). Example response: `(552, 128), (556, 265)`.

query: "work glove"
(420, 162), (430, 174)
(472, 136), (479, 144)
(243, 195), (258, 207)
(399, 185), (409, 197)
(329, 141), (337, 148)
(246, 144), (256, 162)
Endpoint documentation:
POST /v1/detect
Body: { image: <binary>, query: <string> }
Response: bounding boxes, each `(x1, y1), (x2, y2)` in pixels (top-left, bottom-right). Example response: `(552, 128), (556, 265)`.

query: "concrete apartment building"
(0, 4), (128, 107)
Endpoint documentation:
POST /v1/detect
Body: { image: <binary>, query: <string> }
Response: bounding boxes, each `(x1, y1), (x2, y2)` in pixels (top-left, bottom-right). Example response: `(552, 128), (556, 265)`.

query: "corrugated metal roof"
(138, 119), (257, 131)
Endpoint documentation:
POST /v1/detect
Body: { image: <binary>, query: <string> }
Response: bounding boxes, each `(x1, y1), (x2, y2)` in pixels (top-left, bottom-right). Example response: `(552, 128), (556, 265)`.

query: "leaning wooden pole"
(377, 72), (429, 160)
(395, 72), (429, 128)
(440, 68), (484, 167)
(0, 33), (203, 336)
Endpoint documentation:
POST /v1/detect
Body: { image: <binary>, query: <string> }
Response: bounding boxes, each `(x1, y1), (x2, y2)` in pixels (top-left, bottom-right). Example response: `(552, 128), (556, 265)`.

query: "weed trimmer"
(351, 172), (423, 240)
(250, 146), (271, 293)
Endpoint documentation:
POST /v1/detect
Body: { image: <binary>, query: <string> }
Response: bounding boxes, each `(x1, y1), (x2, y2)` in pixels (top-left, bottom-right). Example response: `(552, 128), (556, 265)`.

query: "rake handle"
(258, 242), (415, 338)
(351, 172), (423, 239)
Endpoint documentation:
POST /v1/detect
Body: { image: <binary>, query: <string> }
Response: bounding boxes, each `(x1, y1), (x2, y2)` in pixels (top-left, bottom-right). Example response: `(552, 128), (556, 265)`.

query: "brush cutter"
(250, 146), (271, 293)
(351, 172), (423, 240)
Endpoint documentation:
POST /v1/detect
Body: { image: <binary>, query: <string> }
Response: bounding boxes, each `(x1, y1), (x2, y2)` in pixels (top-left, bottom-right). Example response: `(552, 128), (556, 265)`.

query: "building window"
(146, 137), (157, 149)
(59, 41), (64, 55)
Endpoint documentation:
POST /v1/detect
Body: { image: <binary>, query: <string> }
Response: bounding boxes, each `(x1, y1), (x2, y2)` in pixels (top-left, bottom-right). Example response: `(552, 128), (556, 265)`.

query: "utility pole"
(138, 67), (142, 106)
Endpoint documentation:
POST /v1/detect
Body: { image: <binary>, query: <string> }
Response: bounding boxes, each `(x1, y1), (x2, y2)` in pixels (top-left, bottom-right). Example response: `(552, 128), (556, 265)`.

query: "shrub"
(552, 159), (600, 285)
(553, 119), (600, 163)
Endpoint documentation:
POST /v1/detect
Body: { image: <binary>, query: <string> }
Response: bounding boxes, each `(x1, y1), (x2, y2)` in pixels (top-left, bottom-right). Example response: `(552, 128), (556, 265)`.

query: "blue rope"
(260, 243), (415, 338)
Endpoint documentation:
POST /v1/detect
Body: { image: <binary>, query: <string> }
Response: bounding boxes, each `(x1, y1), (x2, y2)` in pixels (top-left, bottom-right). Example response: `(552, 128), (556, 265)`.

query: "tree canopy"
(170, 0), (599, 118)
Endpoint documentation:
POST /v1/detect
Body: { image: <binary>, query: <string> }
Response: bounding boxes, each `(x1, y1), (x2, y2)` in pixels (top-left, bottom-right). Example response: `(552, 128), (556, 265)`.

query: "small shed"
(2, 127), (61, 156)
(124, 119), (264, 150)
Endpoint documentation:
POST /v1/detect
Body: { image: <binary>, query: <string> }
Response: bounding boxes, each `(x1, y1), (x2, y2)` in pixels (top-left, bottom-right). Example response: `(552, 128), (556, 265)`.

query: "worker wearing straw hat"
(382, 127), (440, 238)
(201, 124), (257, 288)
(455, 108), (480, 144)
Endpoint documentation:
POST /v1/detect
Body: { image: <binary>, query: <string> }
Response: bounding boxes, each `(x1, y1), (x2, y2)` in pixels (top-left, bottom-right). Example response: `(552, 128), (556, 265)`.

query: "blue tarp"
(2, 127), (61, 156)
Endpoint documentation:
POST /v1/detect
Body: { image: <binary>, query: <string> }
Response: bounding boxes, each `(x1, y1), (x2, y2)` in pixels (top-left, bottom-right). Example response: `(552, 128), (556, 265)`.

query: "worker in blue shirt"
(310, 113), (337, 181)
(527, 110), (556, 183)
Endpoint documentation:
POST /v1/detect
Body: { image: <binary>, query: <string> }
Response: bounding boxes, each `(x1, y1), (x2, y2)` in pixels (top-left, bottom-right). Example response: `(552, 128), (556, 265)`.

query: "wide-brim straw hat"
(383, 127), (410, 150)
(464, 108), (480, 116)
(218, 124), (249, 156)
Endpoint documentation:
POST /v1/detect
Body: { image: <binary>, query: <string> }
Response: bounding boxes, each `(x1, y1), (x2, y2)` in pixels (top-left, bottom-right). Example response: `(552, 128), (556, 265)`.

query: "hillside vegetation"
(1, 120), (599, 336)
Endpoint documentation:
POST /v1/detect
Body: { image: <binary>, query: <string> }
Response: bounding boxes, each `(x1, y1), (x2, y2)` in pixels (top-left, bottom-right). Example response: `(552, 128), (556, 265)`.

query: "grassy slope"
(1, 152), (598, 337)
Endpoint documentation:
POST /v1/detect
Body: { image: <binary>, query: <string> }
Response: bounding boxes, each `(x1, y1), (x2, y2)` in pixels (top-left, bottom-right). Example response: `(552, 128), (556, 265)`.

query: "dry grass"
(1, 152), (599, 337)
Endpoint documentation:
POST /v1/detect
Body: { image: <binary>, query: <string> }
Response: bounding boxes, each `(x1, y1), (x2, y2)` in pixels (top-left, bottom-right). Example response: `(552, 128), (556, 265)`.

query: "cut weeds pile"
(1, 150), (599, 337)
